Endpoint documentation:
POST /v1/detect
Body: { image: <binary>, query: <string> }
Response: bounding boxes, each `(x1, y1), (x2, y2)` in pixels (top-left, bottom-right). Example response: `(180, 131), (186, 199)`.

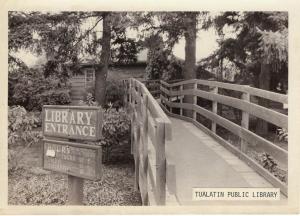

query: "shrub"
(102, 104), (130, 144)
(105, 80), (126, 109)
(101, 105), (131, 163)
(276, 127), (288, 142)
(8, 106), (42, 147)
(9, 68), (71, 111)
(8, 106), (43, 172)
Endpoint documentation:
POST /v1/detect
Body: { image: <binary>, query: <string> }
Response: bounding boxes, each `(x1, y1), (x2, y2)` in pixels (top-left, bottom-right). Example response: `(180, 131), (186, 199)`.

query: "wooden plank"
(147, 137), (157, 187)
(147, 163), (158, 205)
(193, 83), (197, 119)
(131, 88), (140, 103)
(146, 93), (172, 140)
(180, 85), (183, 116)
(167, 88), (288, 128)
(191, 120), (288, 196)
(196, 79), (248, 92)
(162, 79), (197, 87)
(147, 114), (157, 145)
(246, 86), (288, 104)
(138, 159), (149, 205)
(166, 79), (288, 104)
(160, 85), (171, 96)
(163, 100), (287, 158)
(155, 119), (166, 205)
(134, 152), (140, 191)
(160, 80), (172, 88)
(211, 86), (218, 133)
(163, 79), (287, 104)
(241, 92), (250, 153)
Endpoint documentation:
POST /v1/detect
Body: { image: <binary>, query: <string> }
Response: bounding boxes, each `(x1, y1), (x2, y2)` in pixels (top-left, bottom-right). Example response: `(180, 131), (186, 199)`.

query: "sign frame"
(42, 138), (102, 181)
(42, 105), (103, 141)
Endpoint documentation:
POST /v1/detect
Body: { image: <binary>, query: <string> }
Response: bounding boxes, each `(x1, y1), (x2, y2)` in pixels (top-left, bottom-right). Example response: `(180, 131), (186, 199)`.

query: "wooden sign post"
(42, 105), (103, 205)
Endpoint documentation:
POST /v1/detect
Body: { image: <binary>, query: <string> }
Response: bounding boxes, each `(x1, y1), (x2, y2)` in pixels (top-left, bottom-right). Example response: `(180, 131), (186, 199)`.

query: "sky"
(15, 17), (220, 67)
(173, 27), (219, 61)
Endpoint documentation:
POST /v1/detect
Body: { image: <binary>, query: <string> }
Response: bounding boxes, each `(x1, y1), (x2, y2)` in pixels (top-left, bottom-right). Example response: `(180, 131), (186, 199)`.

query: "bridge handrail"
(160, 79), (288, 196)
(123, 78), (173, 205)
(161, 79), (288, 104)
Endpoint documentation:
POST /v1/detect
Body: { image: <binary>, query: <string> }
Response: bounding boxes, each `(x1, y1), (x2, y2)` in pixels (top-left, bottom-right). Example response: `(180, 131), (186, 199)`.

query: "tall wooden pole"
(67, 138), (84, 205)
(67, 175), (84, 205)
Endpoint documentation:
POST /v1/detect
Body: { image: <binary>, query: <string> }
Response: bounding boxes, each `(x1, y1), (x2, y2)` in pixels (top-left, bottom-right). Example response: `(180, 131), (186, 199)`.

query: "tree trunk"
(256, 62), (271, 135)
(95, 13), (111, 106)
(218, 58), (223, 81)
(183, 13), (197, 80)
(183, 13), (197, 118)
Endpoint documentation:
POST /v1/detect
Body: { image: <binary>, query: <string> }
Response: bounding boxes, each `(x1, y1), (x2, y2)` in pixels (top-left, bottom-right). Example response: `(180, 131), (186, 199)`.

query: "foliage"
(203, 11), (288, 87)
(9, 68), (71, 111)
(9, 12), (143, 105)
(258, 28), (288, 64)
(144, 35), (183, 81)
(79, 93), (98, 107)
(133, 12), (211, 79)
(276, 128), (288, 142)
(105, 80), (126, 108)
(8, 106), (42, 147)
(249, 151), (287, 183)
(111, 28), (142, 65)
(261, 153), (278, 173)
(8, 163), (141, 205)
(102, 105), (130, 147)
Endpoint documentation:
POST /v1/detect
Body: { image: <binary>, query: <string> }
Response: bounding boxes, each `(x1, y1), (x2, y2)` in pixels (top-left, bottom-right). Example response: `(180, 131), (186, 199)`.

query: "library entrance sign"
(42, 105), (104, 204)
(42, 105), (103, 141)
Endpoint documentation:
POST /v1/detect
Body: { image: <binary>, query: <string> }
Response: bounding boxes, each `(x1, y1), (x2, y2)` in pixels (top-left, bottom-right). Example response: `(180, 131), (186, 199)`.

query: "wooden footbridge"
(123, 78), (288, 205)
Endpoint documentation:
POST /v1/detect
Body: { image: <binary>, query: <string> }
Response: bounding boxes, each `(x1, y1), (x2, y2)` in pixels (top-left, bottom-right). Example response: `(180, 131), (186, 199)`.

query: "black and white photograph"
(1, 0), (300, 214)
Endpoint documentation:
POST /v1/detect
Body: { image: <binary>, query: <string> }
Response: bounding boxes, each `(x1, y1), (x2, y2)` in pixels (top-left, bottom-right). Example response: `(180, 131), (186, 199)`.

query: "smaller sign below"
(43, 139), (102, 180)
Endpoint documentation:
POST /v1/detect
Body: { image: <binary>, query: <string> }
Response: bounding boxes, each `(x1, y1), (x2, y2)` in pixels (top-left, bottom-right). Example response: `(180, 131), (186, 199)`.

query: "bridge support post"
(193, 82), (197, 120)
(211, 86), (218, 133)
(180, 85), (183, 116)
(155, 119), (166, 205)
(241, 92), (250, 153)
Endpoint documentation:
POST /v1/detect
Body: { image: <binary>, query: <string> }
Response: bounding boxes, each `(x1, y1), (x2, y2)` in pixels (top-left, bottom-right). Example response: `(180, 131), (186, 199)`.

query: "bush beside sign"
(42, 105), (103, 141)
(43, 139), (102, 180)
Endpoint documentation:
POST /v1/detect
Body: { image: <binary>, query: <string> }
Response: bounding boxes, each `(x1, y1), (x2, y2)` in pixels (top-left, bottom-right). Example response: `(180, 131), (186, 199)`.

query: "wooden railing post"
(211, 86), (218, 133)
(241, 92), (250, 152)
(155, 118), (166, 205)
(180, 85), (183, 116)
(169, 86), (173, 114)
(193, 82), (197, 120)
(129, 79), (132, 104)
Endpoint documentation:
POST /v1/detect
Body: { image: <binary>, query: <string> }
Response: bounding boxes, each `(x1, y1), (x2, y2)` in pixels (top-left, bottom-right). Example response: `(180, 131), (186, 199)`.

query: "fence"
(160, 79), (288, 196)
(123, 78), (173, 205)
(142, 79), (184, 99)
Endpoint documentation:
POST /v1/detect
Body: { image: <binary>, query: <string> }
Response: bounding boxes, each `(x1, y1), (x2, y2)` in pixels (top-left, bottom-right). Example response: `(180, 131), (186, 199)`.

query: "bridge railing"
(123, 78), (173, 205)
(160, 79), (288, 196)
(142, 79), (184, 99)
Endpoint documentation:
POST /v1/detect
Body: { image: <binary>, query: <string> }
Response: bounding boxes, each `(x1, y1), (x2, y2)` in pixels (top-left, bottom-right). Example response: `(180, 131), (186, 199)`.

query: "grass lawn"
(8, 141), (141, 205)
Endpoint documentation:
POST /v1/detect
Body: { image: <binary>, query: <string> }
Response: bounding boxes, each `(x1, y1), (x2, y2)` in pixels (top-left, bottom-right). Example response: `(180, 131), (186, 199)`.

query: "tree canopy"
(199, 11), (288, 90)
